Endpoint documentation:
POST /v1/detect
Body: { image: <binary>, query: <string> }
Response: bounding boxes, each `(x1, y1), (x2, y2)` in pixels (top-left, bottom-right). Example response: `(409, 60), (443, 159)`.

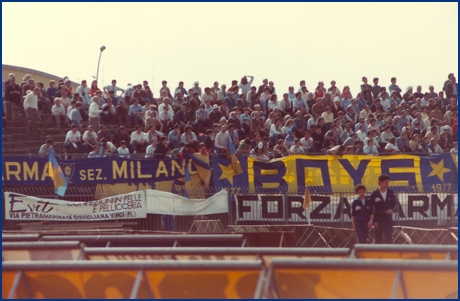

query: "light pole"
(96, 45), (106, 84)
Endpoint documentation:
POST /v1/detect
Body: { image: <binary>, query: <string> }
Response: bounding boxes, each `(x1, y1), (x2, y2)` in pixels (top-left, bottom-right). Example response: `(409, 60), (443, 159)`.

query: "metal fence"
(2, 184), (457, 232)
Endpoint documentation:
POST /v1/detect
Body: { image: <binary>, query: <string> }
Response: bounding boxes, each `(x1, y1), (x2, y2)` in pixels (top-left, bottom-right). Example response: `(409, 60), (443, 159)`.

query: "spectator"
(117, 141), (130, 158)
(112, 126), (131, 148)
(89, 96), (102, 131)
(438, 132), (453, 152)
(76, 80), (91, 107)
(181, 125), (198, 150)
(444, 106), (457, 125)
(145, 109), (163, 132)
(69, 102), (83, 131)
(65, 124), (83, 154)
(175, 81), (188, 96)
(129, 99), (144, 127)
(130, 125), (147, 153)
(273, 139), (288, 158)
(46, 80), (58, 103)
(450, 142), (458, 154)
(289, 139), (304, 154)
(363, 139), (378, 155)
(217, 84), (228, 101)
(278, 93), (293, 116)
(82, 125), (98, 153)
(427, 138), (443, 154)
(257, 78), (269, 95)
(23, 88), (40, 134)
(384, 137), (400, 153)
(52, 98), (67, 128)
(236, 138), (252, 156)
(38, 139), (55, 158)
(104, 79), (124, 105)
(311, 125), (325, 152)
(293, 92), (308, 111)
(89, 80), (99, 97)
(159, 105), (174, 133)
(300, 131), (314, 153)
(172, 91), (186, 112)
(167, 125), (182, 149)
(227, 124), (239, 148)
(145, 139), (157, 158)
(97, 124), (112, 142)
(154, 136), (169, 160)
(159, 80), (172, 99)
(88, 144), (102, 158)
(215, 124), (230, 154)
(22, 78), (35, 96)
(131, 84), (144, 103)
(191, 81), (202, 96)
(175, 103), (192, 132)
(326, 145), (346, 156)
(100, 98), (116, 126)
(124, 83), (135, 103)
(252, 110), (267, 137)
(116, 100), (129, 126)
(409, 135), (424, 153)
(238, 76), (254, 94)
(445, 76), (458, 100)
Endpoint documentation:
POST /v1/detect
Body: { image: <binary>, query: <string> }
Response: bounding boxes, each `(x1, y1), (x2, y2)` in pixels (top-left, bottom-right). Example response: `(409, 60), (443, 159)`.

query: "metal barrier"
(262, 258), (458, 299)
(2, 260), (264, 299)
(351, 244), (458, 260)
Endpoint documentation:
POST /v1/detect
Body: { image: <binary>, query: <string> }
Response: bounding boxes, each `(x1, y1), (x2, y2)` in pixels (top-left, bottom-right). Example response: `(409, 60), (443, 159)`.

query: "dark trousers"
(374, 217), (393, 244)
(354, 220), (369, 244)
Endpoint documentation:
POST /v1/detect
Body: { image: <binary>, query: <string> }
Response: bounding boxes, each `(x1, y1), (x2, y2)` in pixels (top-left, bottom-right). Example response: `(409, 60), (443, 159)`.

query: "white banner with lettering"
(4, 191), (146, 221)
(145, 189), (229, 215)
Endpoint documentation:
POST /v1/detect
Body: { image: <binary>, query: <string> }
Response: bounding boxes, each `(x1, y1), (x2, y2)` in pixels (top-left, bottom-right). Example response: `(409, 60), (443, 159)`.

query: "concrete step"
(3, 141), (65, 148)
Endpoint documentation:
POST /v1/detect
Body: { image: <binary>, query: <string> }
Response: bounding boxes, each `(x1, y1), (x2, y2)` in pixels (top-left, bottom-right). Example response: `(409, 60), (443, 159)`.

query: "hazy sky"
(3, 2), (458, 96)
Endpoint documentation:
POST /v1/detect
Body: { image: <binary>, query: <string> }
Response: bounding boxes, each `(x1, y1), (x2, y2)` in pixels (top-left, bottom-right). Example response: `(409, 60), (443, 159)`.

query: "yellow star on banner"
(218, 163), (235, 185)
(428, 159), (451, 182)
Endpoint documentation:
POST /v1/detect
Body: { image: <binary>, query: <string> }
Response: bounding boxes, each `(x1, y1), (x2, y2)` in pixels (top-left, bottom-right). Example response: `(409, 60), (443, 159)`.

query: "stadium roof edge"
(2, 64), (79, 86)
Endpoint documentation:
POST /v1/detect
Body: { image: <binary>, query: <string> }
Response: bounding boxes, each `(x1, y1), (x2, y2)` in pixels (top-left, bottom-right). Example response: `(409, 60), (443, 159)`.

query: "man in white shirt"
(130, 125), (147, 153)
(88, 144), (102, 158)
(76, 80), (91, 107)
(117, 140), (130, 158)
(89, 96), (102, 131)
(145, 139), (157, 158)
(300, 131), (314, 153)
(215, 124), (230, 154)
(24, 88), (40, 134)
(290, 139), (305, 154)
(200, 87), (214, 104)
(51, 98), (68, 127)
(363, 139), (379, 155)
(427, 138), (443, 154)
(64, 124), (83, 154)
(83, 125), (98, 153)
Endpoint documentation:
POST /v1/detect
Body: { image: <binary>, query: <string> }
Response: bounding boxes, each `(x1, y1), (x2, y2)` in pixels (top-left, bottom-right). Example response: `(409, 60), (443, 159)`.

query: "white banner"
(4, 191), (146, 221)
(145, 189), (228, 215)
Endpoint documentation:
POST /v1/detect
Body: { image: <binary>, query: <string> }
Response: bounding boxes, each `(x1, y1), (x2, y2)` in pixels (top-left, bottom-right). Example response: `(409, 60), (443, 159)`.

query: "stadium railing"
(2, 260), (264, 299)
(261, 258), (458, 299)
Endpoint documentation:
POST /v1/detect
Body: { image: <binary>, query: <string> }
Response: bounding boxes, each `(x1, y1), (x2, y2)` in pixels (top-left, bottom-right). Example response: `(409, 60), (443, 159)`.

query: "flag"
(303, 186), (312, 209)
(183, 159), (191, 199)
(188, 153), (212, 187)
(48, 151), (68, 196)
(227, 138), (243, 176)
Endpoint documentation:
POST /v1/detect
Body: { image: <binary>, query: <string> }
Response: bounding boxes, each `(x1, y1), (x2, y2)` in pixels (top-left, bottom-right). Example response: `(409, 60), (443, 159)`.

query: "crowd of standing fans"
(3, 73), (458, 159)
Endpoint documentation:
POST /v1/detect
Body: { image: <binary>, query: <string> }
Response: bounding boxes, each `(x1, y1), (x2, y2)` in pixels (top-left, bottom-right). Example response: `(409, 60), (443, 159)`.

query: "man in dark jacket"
(351, 184), (374, 244)
(445, 76), (458, 100)
(370, 174), (397, 244)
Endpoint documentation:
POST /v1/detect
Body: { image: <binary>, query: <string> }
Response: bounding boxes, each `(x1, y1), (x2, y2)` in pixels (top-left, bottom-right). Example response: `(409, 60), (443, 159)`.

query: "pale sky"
(2, 2), (458, 96)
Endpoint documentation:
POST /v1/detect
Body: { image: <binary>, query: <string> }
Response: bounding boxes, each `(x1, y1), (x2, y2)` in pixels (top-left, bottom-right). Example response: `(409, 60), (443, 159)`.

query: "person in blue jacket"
(351, 184), (374, 243)
(370, 174), (397, 244)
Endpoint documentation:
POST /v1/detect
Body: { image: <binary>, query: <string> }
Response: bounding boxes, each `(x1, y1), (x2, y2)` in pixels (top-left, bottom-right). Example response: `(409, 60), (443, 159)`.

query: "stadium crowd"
(3, 73), (458, 160)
